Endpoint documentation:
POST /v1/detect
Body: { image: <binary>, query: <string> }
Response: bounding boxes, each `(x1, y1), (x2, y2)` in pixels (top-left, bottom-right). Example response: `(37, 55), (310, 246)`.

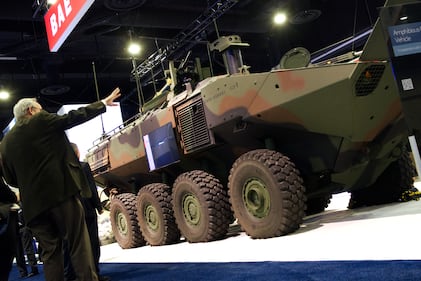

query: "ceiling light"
(273, 12), (287, 25)
(0, 90), (10, 100)
(128, 43), (141, 56)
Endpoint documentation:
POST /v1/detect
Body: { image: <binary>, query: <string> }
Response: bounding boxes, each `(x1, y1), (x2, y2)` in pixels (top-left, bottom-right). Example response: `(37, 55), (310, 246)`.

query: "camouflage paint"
(86, 0), (412, 197)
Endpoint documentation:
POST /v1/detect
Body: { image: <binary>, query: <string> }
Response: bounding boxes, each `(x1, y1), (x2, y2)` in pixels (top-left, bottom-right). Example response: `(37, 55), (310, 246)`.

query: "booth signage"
(44, 0), (94, 52)
(388, 22), (421, 57)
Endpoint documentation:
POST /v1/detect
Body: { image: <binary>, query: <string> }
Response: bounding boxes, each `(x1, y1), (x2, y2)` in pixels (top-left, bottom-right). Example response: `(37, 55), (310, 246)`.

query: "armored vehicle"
(86, 0), (417, 249)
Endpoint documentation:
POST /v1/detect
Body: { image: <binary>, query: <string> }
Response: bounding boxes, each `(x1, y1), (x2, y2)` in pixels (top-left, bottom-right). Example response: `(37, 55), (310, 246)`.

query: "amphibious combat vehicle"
(86, 0), (417, 249)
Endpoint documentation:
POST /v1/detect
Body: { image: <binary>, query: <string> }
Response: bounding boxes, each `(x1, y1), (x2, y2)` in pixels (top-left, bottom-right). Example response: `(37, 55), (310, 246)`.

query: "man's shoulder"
(1, 121), (35, 146)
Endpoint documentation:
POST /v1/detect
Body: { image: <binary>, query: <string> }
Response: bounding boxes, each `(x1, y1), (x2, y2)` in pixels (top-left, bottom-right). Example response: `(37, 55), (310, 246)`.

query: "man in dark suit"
(64, 142), (110, 281)
(0, 87), (121, 281)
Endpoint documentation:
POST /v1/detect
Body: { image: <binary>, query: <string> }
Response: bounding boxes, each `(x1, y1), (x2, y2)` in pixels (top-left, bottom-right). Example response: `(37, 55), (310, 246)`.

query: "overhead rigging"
(131, 0), (239, 79)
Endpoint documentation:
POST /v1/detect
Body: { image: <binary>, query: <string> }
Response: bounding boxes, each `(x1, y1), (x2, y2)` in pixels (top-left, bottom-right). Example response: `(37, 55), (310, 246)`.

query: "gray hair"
(13, 98), (38, 121)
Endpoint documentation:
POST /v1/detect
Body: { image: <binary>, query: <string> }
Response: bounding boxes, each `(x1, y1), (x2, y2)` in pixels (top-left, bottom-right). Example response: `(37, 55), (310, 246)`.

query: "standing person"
(64, 143), (110, 281)
(0, 172), (19, 281)
(17, 205), (39, 278)
(14, 206), (30, 278)
(0, 87), (121, 281)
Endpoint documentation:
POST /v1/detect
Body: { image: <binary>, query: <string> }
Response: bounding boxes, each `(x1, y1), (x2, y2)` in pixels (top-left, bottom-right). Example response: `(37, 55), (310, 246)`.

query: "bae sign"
(44, 0), (94, 52)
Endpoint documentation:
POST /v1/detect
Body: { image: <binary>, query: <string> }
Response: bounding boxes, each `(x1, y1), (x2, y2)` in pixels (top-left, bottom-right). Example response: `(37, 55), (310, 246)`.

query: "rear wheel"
(348, 149), (416, 209)
(172, 170), (232, 243)
(306, 195), (332, 215)
(110, 193), (146, 249)
(228, 149), (306, 238)
(137, 183), (180, 246)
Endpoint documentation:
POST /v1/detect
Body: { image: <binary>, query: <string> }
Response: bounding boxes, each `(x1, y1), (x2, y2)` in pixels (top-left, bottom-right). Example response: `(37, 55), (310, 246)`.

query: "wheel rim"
(144, 204), (159, 231)
(182, 193), (201, 225)
(116, 211), (128, 235)
(243, 178), (270, 218)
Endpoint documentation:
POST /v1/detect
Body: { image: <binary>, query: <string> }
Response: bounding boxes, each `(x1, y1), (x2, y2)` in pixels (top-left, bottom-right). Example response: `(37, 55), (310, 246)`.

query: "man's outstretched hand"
(103, 87), (121, 106)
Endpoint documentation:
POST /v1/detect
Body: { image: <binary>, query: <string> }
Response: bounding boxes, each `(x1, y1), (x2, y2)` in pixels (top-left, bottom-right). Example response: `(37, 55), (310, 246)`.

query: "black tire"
(306, 195), (332, 215)
(110, 193), (146, 249)
(172, 170), (232, 243)
(136, 183), (180, 246)
(228, 149), (306, 238)
(348, 149), (416, 209)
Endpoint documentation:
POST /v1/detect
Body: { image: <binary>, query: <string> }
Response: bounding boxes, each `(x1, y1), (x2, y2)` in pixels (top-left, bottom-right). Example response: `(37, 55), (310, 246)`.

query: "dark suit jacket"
(0, 101), (106, 224)
(80, 161), (102, 218)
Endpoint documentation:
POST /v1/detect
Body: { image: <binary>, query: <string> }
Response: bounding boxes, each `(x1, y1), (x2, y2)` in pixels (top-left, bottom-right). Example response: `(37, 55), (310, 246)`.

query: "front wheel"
(228, 149), (306, 238)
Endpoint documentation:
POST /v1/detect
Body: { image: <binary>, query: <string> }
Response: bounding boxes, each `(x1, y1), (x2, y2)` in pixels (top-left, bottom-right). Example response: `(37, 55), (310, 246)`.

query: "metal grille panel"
(355, 65), (385, 96)
(88, 145), (110, 173)
(177, 99), (211, 153)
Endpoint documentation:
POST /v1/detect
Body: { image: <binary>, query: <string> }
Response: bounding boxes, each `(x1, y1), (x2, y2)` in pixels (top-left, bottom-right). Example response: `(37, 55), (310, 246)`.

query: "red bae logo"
(44, 0), (94, 52)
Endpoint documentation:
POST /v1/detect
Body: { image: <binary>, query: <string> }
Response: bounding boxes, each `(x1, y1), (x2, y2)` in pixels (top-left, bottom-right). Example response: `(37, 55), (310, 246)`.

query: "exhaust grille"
(177, 98), (211, 153)
(355, 65), (385, 96)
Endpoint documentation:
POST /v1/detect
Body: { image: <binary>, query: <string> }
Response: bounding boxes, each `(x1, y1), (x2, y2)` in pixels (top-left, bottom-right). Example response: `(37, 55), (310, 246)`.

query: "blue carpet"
(9, 260), (421, 280)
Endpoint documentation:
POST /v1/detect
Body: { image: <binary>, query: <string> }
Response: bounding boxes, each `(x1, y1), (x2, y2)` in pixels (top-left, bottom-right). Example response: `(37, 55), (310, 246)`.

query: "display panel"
(388, 22), (421, 57)
(143, 122), (180, 171)
(379, 2), (421, 131)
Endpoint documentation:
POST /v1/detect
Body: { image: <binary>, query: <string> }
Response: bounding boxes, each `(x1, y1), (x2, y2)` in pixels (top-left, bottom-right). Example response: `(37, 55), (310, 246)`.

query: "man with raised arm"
(0, 87), (121, 281)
